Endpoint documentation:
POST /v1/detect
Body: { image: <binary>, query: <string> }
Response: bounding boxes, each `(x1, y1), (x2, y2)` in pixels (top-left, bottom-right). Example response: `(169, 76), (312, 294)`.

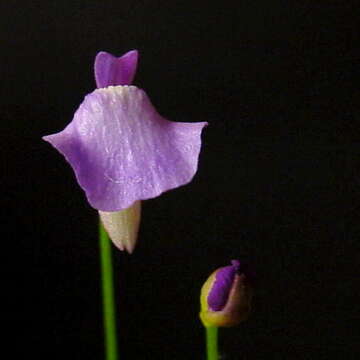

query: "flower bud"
(199, 260), (253, 327)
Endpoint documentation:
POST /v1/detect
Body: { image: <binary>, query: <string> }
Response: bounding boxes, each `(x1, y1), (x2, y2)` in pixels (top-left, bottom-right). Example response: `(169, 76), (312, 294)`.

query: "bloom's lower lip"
(43, 85), (207, 212)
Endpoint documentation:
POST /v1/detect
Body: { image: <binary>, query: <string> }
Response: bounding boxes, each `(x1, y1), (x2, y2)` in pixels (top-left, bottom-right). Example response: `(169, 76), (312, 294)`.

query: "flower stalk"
(206, 326), (219, 360)
(99, 220), (118, 360)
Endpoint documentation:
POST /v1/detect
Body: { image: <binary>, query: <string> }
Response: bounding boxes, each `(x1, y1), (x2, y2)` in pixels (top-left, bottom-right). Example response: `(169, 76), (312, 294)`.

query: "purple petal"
(43, 85), (207, 212)
(207, 260), (241, 311)
(94, 50), (138, 88)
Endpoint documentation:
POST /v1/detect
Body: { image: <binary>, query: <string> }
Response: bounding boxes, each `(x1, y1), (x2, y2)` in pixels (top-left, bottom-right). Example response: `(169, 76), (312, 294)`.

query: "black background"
(2, 1), (359, 359)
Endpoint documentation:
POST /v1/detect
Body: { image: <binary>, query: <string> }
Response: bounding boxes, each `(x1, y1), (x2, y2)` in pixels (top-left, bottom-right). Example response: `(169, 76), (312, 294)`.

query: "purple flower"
(200, 260), (253, 327)
(43, 50), (207, 252)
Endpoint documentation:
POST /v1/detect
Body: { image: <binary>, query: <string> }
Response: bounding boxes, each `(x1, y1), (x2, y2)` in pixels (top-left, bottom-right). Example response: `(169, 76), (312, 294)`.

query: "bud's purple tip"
(207, 260), (242, 311)
(200, 259), (253, 327)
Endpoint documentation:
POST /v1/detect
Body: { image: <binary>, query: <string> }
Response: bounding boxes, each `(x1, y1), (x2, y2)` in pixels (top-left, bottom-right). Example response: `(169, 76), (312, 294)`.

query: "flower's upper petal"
(94, 50), (138, 88)
(43, 85), (207, 212)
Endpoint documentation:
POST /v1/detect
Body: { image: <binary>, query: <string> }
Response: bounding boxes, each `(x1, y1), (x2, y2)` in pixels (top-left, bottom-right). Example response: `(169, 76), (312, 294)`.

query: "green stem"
(99, 221), (118, 360)
(206, 326), (219, 360)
